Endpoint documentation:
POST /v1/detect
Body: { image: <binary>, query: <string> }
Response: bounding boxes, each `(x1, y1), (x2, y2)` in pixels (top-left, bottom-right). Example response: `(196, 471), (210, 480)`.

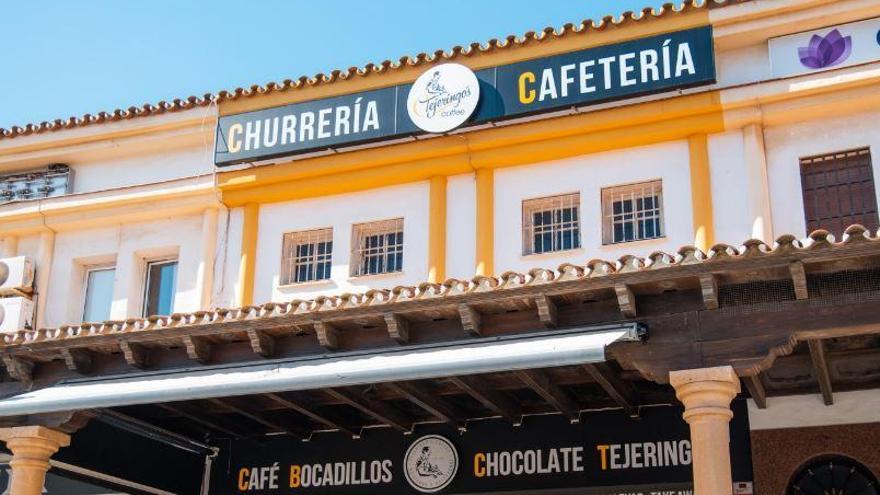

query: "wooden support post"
(808, 339), (833, 405)
(743, 374), (767, 409)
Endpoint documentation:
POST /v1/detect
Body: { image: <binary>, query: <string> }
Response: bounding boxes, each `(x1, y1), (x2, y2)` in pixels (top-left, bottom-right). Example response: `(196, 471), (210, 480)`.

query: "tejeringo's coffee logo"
(798, 28), (852, 69)
(407, 63), (480, 133)
(403, 435), (459, 493)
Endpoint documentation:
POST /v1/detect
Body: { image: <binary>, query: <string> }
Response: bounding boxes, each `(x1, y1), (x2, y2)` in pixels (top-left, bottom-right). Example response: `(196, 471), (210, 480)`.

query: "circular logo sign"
(407, 63), (480, 133)
(403, 435), (459, 493)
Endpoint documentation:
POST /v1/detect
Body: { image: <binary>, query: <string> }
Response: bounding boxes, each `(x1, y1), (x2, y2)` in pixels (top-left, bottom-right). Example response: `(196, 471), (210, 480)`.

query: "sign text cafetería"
(214, 26), (715, 166)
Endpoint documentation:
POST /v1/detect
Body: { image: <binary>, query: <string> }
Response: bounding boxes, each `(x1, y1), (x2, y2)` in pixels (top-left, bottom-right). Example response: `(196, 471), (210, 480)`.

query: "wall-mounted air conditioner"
(0, 297), (34, 333)
(0, 256), (35, 297)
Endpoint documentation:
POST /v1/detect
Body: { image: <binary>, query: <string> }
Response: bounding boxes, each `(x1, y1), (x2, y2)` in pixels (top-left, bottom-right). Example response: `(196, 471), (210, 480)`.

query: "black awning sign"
(213, 403), (752, 494)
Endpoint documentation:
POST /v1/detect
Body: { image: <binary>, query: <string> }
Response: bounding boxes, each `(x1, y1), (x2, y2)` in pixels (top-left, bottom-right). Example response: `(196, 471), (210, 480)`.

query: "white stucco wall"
(764, 108), (880, 237)
(748, 390), (880, 429)
(709, 129), (758, 245)
(716, 42), (772, 88)
(446, 173), (476, 281)
(43, 215), (205, 327)
(253, 182), (431, 303)
(493, 140), (695, 274)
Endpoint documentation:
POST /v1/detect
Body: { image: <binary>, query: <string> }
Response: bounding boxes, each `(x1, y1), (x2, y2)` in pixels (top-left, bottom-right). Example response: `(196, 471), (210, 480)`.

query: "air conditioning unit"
(0, 297), (34, 333)
(0, 256), (35, 296)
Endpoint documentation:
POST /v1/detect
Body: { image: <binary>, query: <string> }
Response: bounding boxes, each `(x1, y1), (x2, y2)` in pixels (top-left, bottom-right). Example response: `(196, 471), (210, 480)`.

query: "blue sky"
(0, 1), (667, 129)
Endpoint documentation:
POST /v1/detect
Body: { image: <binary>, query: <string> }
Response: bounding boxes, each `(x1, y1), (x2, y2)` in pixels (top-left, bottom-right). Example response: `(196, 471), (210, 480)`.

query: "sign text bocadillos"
(213, 403), (752, 495)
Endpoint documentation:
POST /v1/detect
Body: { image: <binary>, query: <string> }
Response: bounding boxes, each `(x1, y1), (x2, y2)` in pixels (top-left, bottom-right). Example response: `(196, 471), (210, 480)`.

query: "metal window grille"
(602, 180), (664, 244)
(281, 228), (333, 285)
(0, 164), (73, 204)
(522, 193), (581, 255)
(351, 219), (404, 277)
(800, 147), (879, 238)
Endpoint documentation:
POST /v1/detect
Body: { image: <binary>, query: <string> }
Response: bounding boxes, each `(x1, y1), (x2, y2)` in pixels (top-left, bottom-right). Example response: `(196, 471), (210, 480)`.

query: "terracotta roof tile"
(0, 0), (742, 142)
(3, 224), (877, 348)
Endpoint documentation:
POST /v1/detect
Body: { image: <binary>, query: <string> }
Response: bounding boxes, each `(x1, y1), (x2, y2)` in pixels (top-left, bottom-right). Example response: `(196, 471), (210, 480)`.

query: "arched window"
(787, 455), (878, 495)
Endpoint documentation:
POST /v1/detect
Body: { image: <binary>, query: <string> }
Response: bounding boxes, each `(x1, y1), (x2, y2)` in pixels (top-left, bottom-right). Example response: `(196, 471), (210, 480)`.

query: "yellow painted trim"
(220, 14), (709, 116)
(475, 168), (494, 277)
(427, 176), (447, 283)
(688, 134), (714, 252)
(220, 92), (724, 206)
(237, 203), (260, 307)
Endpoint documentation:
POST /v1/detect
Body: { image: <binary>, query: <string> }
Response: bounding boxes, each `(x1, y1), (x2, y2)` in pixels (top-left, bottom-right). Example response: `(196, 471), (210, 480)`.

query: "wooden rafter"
(384, 313), (409, 344)
(315, 321), (339, 350)
(450, 375), (522, 425)
(247, 329), (275, 358)
(790, 261), (809, 300)
(699, 273), (719, 310)
(325, 388), (413, 433)
(182, 336), (212, 364)
(614, 284), (637, 318)
(60, 348), (93, 374)
(385, 382), (466, 428)
(514, 369), (579, 422)
(209, 398), (304, 438)
(263, 393), (358, 437)
(119, 341), (151, 369)
(157, 403), (245, 438)
(458, 304), (481, 337)
(534, 294), (557, 328)
(583, 363), (639, 417)
(807, 339), (833, 405)
(1, 356), (32, 384)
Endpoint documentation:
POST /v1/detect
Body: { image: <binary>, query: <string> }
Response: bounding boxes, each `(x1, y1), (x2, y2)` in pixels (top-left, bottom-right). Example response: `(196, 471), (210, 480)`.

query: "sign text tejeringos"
(211, 402), (753, 495)
(214, 26), (715, 166)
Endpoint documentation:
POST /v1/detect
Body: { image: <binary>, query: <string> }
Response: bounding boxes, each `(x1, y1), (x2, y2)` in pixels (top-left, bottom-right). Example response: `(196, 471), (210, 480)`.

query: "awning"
(0, 324), (642, 417)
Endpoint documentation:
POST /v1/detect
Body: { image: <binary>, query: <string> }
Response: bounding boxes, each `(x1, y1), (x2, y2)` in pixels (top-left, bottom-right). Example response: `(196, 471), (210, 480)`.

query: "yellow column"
(0, 426), (70, 495)
(237, 203), (260, 307)
(669, 366), (740, 495)
(427, 176), (447, 284)
(688, 134), (715, 252)
(475, 168), (494, 277)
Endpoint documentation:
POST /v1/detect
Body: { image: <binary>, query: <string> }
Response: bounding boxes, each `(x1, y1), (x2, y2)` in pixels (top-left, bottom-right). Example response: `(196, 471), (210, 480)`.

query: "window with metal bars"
(280, 228), (333, 285)
(351, 219), (404, 277)
(602, 180), (664, 244)
(522, 193), (581, 255)
(800, 147), (879, 238)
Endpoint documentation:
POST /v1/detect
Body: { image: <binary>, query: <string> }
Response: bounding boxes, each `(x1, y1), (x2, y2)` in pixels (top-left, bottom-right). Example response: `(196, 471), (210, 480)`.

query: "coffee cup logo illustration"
(403, 435), (459, 493)
(407, 63), (480, 133)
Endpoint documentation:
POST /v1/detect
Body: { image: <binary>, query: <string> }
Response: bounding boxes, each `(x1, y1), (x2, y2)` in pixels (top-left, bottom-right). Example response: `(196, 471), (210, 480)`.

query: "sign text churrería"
(214, 26), (715, 166)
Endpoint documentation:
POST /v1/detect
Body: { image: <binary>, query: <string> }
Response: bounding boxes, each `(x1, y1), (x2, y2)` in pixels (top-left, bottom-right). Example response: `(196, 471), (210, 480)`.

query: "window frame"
(601, 180), (665, 245)
(142, 258), (179, 317)
(81, 264), (116, 323)
(350, 218), (405, 277)
(280, 228), (334, 286)
(521, 192), (582, 256)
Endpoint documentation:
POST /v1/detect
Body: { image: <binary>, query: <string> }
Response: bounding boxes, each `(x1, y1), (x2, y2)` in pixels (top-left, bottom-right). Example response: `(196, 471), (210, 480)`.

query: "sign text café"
(214, 26), (716, 166)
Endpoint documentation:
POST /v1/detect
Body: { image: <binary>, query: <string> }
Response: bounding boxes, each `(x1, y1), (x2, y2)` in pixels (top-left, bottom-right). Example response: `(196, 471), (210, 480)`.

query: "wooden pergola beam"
(325, 388), (413, 433)
(263, 393), (358, 438)
(385, 382), (466, 428)
(450, 375), (522, 425)
(514, 369), (580, 422)
(807, 339), (834, 405)
(583, 363), (639, 417)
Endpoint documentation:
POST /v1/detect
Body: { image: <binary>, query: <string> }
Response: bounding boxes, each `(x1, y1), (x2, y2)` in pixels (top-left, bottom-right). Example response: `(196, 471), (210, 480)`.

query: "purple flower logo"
(799, 28), (852, 69)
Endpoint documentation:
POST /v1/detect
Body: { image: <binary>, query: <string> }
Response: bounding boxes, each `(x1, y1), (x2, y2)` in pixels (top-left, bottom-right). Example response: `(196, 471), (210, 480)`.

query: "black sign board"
(211, 401), (752, 494)
(215, 26), (715, 166)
